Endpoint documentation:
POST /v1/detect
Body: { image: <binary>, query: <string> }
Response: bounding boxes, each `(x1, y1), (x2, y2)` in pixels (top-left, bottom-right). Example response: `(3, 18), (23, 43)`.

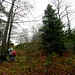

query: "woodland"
(0, 0), (75, 74)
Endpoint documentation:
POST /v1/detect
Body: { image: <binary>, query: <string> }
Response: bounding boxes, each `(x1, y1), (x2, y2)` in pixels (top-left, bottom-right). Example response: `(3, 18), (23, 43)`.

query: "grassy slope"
(0, 42), (75, 75)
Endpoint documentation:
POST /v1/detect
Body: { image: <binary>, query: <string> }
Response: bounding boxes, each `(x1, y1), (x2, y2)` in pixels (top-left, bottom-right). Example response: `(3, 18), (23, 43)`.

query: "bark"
(66, 6), (71, 38)
(1, 0), (16, 55)
(7, 15), (14, 51)
(0, 0), (4, 4)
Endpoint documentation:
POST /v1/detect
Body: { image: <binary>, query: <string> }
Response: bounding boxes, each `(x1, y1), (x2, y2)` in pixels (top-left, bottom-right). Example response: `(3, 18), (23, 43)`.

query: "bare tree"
(65, 5), (71, 38)
(49, 0), (75, 38)
(1, 0), (34, 60)
(49, 0), (71, 19)
(6, 10), (15, 50)
(0, 0), (4, 4)
(1, 0), (16, 56)
(16, 29), (29, 44)
(7, 0), (34, 45)
(31, 26), (40, 42)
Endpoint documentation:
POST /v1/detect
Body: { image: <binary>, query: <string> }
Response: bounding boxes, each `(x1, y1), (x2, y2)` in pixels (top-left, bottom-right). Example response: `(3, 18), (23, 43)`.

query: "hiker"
(8, 48), (16, 61)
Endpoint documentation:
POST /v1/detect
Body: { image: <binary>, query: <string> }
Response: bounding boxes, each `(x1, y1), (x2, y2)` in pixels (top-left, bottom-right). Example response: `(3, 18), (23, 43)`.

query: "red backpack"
(11, 50), (16, 56)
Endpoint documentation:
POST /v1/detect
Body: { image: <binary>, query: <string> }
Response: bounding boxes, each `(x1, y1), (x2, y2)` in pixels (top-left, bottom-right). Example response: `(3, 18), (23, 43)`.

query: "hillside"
(0, 42), (75, 75)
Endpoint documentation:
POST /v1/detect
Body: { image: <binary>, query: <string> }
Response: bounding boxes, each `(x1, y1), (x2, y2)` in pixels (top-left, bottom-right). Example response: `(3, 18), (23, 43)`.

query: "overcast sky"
(2, 0), (75, 29)
(23, 0), (75, 29)
(1, 0), (75, 44)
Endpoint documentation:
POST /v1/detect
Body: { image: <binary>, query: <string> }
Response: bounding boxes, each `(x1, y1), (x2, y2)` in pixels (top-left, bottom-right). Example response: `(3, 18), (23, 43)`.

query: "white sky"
(1, 0), (75, 44)
(23, 0), (75, 29)
(18, 0), (50, 29)
(2, 0), (75, 29)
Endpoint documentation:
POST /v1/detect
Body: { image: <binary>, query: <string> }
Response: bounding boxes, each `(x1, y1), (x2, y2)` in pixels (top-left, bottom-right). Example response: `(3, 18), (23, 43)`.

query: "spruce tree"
(39, 4), (65, 54)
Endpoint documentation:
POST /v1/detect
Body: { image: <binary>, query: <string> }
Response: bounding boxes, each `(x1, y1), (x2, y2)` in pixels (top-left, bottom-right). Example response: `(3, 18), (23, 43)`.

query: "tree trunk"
(66, 6), (71, 38)
(7, 15), (14, 51)
(1, 0), (16, 59)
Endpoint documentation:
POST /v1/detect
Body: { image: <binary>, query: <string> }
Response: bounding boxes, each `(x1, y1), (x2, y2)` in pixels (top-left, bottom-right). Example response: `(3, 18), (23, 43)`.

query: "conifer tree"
(39, 4), (65, 54)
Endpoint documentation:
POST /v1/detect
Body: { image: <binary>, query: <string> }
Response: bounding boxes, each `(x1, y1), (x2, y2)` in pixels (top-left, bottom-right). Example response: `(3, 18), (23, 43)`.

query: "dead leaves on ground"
(0, 50), (75, 75)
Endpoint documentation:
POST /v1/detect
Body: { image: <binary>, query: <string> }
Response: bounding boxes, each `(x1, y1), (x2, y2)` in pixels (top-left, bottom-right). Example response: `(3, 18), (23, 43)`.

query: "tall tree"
(0, 1), (7, 45)
(65, 5), (72, 39)
(49, 0), (75, 39)
(39, 4), (65, 54)
(6, 11), (14, 50)
(1, 0), (16, 56)
(16, 29), (29, 44)
(0, 0), (34, 57)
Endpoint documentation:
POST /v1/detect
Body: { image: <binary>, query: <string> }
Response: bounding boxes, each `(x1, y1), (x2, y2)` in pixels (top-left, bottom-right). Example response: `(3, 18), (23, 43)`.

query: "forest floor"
(0, 49), (75, 75)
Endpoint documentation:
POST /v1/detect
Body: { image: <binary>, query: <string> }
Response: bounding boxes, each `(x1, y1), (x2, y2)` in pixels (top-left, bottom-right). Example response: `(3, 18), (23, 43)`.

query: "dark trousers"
(9, 55), (16, 61)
